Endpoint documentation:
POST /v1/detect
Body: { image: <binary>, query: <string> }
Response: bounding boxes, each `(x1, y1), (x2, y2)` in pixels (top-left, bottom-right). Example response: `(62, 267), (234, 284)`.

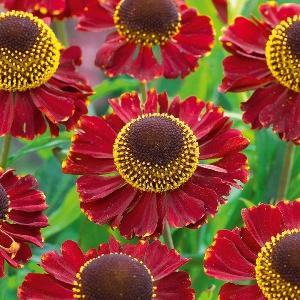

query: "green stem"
(276, 142), (295, 201)
(0, 134), (12, 169)
(140, 81), (147, 103)
(163, 222), (174, 249)
(52, 20), (68, 47)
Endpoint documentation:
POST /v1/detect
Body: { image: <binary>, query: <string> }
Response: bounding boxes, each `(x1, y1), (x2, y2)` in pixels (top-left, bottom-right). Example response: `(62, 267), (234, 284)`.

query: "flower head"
(78, 0), (214, 81)
(204, 200), (300, 300)
(18, 237), (194, 299)
(220, 2), (300, 143)
(0, 168), (48, 277)
(0, 0), (87, 19)
(63, 90), (249, 239)
(0, 11), (92, 139)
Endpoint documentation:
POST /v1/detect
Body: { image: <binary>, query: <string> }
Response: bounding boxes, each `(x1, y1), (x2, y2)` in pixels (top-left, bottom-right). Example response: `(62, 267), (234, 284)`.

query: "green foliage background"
(1, 0), (300, 299)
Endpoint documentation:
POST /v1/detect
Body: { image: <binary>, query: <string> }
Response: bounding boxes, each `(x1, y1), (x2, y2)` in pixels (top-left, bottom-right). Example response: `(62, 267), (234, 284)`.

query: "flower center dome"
(73, 253), (154, 300)
(113, 113), (199, 193)
(113, 0), (181, 46)
(0, 11), (61, 92)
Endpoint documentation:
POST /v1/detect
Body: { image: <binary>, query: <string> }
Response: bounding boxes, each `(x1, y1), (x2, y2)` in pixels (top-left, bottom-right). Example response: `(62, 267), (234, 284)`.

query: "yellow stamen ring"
(266, 15), (300, 92)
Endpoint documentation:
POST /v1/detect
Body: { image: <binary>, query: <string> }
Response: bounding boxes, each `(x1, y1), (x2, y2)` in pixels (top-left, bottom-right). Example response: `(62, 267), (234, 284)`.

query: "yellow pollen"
(113, 0), (182, 46)
(0, 10), (61, 92)
(113, 113), (199, 193)
(266, 15), (300, 92)
(256, 229), (300, 299)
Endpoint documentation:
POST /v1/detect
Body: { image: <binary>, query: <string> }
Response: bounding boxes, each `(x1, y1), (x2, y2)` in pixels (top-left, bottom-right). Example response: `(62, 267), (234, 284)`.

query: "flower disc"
(256, 229), (300, 299)
(73, 254), (154, 300)
(113, 113), (199, 193)
(266, 16), (300, 92)
(113, 0), (181, 46)
(0, 10), (61, 92)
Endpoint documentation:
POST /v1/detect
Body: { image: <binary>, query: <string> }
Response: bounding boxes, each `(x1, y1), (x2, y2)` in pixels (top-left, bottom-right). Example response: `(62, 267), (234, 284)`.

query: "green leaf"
(7, 132), (71, 165)
(43, 187), (81, 239)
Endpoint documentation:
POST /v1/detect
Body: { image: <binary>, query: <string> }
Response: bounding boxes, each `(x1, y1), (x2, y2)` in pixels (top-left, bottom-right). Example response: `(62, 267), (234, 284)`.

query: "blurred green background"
(1, 0), (300, 299)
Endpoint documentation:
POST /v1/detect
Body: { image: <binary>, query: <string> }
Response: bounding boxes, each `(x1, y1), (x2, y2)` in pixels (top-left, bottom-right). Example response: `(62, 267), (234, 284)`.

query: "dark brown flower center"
(114, 0), (181, 45)
(256, 229), (300, 299)
(0, 11), (61, 92)
(271, 232), (300, 285)
(286, 20), (300, 58)
(127, 115), (183, 166)
(113, 113), (199, 193)
(0, 15), (39, 53)
(0, 183), (9, 220)
(74, 254), (153, 300)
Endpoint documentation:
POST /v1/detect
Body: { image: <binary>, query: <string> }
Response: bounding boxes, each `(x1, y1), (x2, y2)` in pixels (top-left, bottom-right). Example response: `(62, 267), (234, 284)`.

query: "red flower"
(204, 200), (300, 300)
(77, 0), (214, 81)
(0, 11), (92, 140)
(18, 237), (194, 300)
(63, 90), (249, 239)
(0, 0), (87, 19)
(0, 168), (48, 277)
(212, 0), (228, 23)
(220, 2), (300, 143)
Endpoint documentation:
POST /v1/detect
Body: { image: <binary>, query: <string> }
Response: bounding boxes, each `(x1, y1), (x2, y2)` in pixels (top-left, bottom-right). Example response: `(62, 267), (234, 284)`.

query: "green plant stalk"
(52, 20), (68, 47)
(276, 142), (296, 201)
(163, 222), (174, 249)
(140, 81), (147, 103)
(0, 134), (12, 169)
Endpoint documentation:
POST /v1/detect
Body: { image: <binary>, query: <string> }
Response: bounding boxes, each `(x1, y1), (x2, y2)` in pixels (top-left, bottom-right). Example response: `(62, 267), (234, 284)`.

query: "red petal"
(242, 204), (284, 247)
(212, 0), (228, 23)
(204, 229), (256, 281)
(221, 17), (268, 56)
(40, 240), (84, 285)
(128, 46), (162, 81)
(0, 92), (14, 136)
(178, 96), (205, 131)
(119, 193), (159, 238)
(144, 241), (188, 280)
(165, 189), (205, 228)
(78, 0), (114, 31)
(155, 271), (194, 300)
(10, 92), (47, 140)
(80, 184), (137, 225)
(95, 33), (137, 78)
(258, 86), (300, 142)
(109, 92), (141, 123)
(18, 274), (73, 300)
(31, 86), (75, 123)
(77, 175), (124, 203)
(175, 11), (214, 56)
(278, 200), (300, 230)
(71, 116), (116, 158)
(161, 41), (198, 79)
(220, 55), (272, 93)
(219, 283), (264, 300)
(144, 89), (159, 114)
(260, 2), (300, 27)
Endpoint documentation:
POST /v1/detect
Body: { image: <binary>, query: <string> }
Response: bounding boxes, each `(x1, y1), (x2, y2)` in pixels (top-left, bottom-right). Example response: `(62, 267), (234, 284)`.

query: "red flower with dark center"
(0, 0), (87, 19)
(18, 237), (194, 299)
(220, 2), (300, 144)
(62, 89), (249, 239)
(77, 0), (214, 81)
(0, 11), (92, 140)
(0, 168), (48, 277)
(204, 200), (300, 300)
